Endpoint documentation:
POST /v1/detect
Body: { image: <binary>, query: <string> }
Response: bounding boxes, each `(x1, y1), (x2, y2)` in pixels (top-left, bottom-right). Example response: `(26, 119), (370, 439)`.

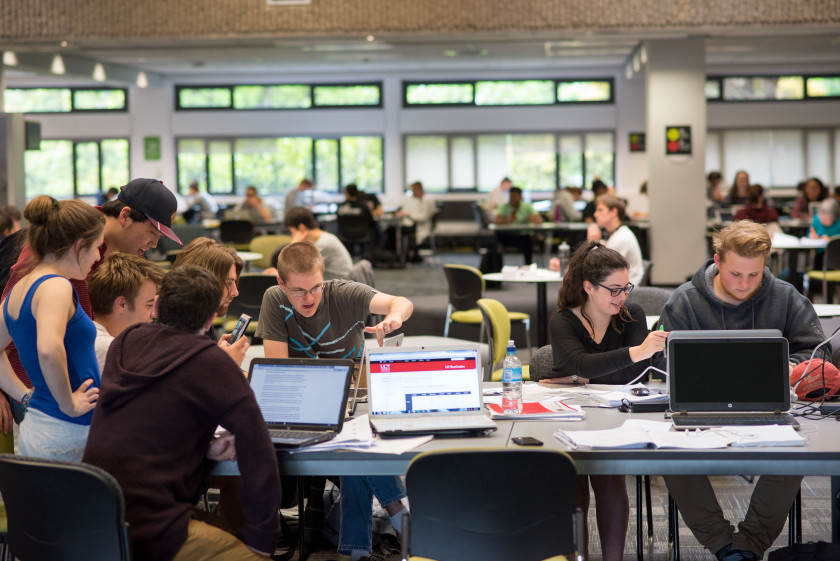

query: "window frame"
(706, 74), (840, 103)
(174, 81), (384, 111)
(402, 78), (615, 108)
(4, 86), (129, 113)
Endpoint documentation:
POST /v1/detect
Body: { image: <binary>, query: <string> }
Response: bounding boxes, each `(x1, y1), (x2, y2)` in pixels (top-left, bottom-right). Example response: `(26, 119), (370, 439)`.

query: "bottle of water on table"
(558, 241), (570, 275)
(501, 340), (523, 414)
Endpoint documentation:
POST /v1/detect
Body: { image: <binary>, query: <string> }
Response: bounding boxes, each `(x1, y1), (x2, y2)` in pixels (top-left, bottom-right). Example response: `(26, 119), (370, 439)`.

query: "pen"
(660, 324), (667, 359)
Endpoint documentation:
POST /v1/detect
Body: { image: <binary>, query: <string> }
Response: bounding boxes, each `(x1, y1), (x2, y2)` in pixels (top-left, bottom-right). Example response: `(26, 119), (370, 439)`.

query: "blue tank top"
(3, 274), (100, 425)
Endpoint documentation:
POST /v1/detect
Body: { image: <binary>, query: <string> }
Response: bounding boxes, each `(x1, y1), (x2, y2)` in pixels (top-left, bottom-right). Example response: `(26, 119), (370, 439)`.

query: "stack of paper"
(487, 399), (584, 420)
(288, 415), (433, 454)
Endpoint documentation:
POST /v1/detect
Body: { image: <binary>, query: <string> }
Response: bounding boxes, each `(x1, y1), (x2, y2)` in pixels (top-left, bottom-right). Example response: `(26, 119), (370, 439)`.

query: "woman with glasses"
(539, 241), (668, 561)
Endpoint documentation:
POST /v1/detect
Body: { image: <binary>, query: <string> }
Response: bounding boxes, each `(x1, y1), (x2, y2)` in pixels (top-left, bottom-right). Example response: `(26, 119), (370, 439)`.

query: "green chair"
(443, 265), (531, 352)
(477, 298), (531, 382)
(249, 234), (291, 270)
(806, 235), (840, 303)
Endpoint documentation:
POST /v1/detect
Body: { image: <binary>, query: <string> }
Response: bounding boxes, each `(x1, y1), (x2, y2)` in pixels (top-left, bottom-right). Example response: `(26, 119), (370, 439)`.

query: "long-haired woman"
(0, 196), (103, 460)
(540, 241), (667, 561)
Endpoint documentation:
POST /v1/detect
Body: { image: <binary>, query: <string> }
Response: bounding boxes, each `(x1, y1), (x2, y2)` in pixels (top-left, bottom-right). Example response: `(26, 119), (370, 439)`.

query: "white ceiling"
(3, 28), (840, 81)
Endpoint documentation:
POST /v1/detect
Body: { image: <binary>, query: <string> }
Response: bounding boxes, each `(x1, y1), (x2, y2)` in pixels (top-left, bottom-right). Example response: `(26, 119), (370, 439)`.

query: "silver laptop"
(248, 358), (353, 447)
(367, 345), (497, 436)
(667, 330), (797, 429)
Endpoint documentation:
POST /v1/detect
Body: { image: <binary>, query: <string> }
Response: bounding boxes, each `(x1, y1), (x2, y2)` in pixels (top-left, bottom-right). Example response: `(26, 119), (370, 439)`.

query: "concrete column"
(646, 37), (707, 284)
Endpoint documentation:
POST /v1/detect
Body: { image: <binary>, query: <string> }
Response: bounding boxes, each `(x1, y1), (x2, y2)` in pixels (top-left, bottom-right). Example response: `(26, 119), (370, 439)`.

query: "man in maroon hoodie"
(83, 265), (280, 561)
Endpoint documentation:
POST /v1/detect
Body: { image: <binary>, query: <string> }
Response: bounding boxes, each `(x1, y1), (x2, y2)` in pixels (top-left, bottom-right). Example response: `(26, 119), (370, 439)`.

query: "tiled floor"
(279, 475), (833, 561)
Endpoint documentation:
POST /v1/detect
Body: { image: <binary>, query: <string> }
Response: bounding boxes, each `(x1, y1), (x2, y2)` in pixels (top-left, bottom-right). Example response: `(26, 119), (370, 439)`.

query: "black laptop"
(667, 330), (797, 429)
(248, 358), (354, 447)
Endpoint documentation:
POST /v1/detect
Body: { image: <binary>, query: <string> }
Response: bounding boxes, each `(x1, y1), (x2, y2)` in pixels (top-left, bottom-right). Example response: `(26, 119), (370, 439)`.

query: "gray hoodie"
(655, 259), (825, 369)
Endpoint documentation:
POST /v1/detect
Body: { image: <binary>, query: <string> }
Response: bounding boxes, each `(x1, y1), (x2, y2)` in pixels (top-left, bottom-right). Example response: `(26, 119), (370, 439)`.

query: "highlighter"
(660, 324), (667, 358)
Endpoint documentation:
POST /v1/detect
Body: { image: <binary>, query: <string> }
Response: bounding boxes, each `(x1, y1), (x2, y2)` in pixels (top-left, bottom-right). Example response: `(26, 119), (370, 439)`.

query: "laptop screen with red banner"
(367, 346), (484, 416)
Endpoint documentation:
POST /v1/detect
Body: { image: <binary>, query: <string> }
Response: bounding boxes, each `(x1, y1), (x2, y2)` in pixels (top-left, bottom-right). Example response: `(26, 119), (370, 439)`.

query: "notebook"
(367, 345), (497, 436)
(667, 329), (797, 429)
(248, 358), (354, 447)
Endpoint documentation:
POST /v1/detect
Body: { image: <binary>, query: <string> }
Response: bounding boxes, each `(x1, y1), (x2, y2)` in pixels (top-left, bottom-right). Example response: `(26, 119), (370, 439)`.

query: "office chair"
(336, 212), (374, 261)
(403, 448), (582, 561)
(443, 265), (531, 351)
(219, 219), (254, 251)
(0, 454), (132, 561)
(249, 234), (291, 270)
(806, 235), (840, 303)
(476, 298), (531, 382)
(221, 273), (278, 339)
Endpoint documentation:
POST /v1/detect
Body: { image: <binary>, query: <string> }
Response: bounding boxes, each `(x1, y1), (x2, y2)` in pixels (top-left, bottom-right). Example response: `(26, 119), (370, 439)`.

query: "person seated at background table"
(83, 266), (281, 561)
(359, 187), (384, 218)
(626, 181), (649, 220)
(550, 186), (582, 222)
(581, 194), (644, 285)
(707, 171), (726, 207)
(727, 170), (751, 206)
(733, 184), (778, 225)
(538, 241), (667, 561)
(654, 220), (823, 561)
(89, 252), (165, 371)
(96, 187), (119, 206)
(582, 179), (609, 223)
(495, 186), (543, 265)
(284, 178), (314, 213)
(236, 185), (274, 223)
(396, 181), (437, 254)
(0, 205), (21, 241)
(338, 183), (380, 249)
(792, 176), (829, 220)
(257, 242), (413, 561)
(282, 206), (352, 280)
(184, 180), (219, 222)
(484, 176), (512, 221)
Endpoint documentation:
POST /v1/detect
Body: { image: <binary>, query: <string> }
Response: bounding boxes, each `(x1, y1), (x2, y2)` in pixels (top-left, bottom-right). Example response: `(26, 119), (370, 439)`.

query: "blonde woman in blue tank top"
(0, 196), (105, 461)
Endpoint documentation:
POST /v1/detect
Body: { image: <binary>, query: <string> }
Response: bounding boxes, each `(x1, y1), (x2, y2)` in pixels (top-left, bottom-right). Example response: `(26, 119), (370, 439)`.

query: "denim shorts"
(18, 407), (90, 462)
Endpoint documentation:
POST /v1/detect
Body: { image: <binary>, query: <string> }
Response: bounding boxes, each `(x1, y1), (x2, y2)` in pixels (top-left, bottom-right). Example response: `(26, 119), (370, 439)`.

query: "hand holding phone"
(512, 436), (543, 447)
(229, 314), (252, 344)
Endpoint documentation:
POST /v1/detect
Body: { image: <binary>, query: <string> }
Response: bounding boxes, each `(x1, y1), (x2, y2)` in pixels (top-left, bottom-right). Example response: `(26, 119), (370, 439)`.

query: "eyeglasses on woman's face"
(595, 282), (634, 297)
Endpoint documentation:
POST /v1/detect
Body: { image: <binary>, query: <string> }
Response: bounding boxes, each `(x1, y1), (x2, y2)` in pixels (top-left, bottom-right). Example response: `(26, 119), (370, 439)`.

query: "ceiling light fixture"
(93, 62), (106, 82)
(136, 71), (148, 88)
(625, 63), (633, 80)
(3, 51), (18, 66)
(60, 40), (68, 48)
(51, 54), (66, 75)
(633, 53), (641, 72)
(366, 35), (375, 42)
(640, 44), (647, 64)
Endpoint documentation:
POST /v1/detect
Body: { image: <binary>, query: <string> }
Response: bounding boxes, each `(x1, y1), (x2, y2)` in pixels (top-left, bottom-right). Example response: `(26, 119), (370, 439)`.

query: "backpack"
(768, 542), (840, 561)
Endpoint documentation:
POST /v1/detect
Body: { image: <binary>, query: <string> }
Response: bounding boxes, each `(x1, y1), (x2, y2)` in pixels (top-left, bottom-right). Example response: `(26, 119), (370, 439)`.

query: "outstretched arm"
(366, 293), (414, 346)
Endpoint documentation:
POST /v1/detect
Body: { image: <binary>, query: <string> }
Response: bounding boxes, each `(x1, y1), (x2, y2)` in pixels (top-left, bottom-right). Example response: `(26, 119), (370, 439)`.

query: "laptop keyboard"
(268, 429), (320, 440)
(672, 415), (796, 427)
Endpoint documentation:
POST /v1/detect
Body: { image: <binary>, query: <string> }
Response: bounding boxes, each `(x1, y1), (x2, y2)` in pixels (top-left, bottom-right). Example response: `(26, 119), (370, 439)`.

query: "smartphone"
(229, 314), (251, 343)
(512, 436), (544, 447)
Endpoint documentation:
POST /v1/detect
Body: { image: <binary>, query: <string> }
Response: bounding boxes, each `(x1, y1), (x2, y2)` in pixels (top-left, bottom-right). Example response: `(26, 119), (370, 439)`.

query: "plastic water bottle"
(501, 340), (523, 414)
(558, 241), (570, 275)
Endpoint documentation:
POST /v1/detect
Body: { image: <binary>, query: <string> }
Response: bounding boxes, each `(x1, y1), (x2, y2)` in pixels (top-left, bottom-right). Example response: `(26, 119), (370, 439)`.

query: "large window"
(706, 128), (839, 188)
(404, 79), (613, 107)
(404, 132), (614, 193)
(176, 82), (382, 110)
(4, 88), (128, 113)
(176, 135), (383, 194)
(706, 75), (840, 102)
(25, 138), (130, 198)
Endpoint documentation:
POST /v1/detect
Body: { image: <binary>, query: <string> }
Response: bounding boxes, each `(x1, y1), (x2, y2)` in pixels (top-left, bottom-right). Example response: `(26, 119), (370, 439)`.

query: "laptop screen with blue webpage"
(367, 347), (484, 416)
(248, 358), (352, 430)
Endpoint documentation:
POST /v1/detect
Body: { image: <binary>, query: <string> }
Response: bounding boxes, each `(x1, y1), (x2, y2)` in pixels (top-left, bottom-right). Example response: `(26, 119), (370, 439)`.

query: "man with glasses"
(655, 220), (823, 561)
(257, 241), (413, 561)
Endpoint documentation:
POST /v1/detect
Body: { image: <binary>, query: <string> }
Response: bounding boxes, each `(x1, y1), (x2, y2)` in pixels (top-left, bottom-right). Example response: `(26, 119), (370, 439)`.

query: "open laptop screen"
(667, 330), (790, 412)
(248, 359), (351, 427)
(368, 347), (483, 416)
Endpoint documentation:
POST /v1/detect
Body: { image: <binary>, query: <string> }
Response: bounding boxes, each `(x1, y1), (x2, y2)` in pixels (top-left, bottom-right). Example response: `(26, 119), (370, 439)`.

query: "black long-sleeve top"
(542, 302), (649, 384)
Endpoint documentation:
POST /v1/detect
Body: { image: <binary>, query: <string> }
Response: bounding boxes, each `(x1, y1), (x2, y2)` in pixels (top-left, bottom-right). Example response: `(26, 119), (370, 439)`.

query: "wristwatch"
(571, 375), (579, 385)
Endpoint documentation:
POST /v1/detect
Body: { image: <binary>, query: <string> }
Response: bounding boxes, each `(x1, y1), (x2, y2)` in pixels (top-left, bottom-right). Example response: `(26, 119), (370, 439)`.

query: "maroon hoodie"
(83, 322), (280, 561)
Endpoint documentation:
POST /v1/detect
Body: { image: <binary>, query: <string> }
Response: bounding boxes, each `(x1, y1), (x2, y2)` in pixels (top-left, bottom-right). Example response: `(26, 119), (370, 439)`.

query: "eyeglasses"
(595, 282), (634, 297)
(287, 284), (325, 298)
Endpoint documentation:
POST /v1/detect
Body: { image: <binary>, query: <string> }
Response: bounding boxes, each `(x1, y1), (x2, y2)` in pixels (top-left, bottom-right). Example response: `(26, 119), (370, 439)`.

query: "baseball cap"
(117, 178), (182, 245)
(790, 359), (840, 401)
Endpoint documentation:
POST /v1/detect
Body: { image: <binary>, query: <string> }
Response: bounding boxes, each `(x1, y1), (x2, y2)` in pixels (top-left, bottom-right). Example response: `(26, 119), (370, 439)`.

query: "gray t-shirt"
(256, 279), (376, 359)
(315, 231), (353, 280)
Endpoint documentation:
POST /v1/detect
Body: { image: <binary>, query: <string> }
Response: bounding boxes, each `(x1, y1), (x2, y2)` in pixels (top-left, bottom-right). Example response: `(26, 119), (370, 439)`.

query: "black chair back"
(405, 448), (580, 561)
(443, 265), (484, 312)
(0, 454), (131, 561)
(223, 273), (278, 327)
(219, 220), (254, 245)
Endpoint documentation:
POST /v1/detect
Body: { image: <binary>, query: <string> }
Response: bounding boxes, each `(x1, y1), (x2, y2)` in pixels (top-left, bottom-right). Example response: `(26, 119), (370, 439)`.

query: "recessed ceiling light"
(60, 40), (68, 48)
(366, 35), (375, 42)
(51, 54), (66, 75)
(136, 72), (148, 88)
(3, 52), (17, 66)
(93, 62), (106, 82)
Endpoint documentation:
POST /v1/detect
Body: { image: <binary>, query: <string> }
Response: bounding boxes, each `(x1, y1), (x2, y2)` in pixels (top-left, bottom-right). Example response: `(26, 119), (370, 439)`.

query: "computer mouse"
(630, 387), (650, 397)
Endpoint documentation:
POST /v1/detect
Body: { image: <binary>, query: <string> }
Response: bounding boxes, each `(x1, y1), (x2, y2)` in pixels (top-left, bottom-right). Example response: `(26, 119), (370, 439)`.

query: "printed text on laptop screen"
(250, 363), (346, 425)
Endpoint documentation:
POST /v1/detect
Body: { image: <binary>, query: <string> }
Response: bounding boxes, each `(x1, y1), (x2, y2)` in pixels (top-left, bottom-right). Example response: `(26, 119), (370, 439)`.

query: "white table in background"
(483, 268), (562, 348)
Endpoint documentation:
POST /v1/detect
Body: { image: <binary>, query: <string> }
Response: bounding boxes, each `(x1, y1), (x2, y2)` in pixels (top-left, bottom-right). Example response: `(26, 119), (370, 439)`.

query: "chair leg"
(668, 493), (680, 561)
(636, 475), (644, 561)
(788, 488), (802, 546)
(444, 304), (452, 337)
